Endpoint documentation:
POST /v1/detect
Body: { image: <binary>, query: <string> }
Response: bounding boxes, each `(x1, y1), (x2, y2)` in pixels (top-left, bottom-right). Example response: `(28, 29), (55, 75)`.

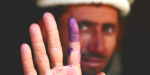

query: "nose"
(87, 26), (105, 54)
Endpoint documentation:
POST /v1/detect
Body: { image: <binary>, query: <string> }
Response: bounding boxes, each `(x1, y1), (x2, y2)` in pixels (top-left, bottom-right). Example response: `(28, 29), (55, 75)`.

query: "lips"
(81, 57), (104, 67)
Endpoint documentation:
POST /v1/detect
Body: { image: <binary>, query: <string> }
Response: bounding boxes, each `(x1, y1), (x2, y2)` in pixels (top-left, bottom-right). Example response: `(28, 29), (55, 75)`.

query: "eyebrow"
(78, 21), (117, 27)
(78, 20), (97, 25)
(103, 23), (116, 26)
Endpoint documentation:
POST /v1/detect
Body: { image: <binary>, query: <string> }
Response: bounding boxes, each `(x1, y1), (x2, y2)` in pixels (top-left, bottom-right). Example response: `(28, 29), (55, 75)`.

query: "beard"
(81, 52), (115, 75)
(82, 67), (101, 75)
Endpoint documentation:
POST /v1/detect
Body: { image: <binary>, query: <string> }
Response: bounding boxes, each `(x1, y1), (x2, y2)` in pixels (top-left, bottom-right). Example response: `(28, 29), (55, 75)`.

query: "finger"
(29, 23), (51, 74)
(68, 17), (81, 67)
(21, 43), (37, 75)
(43, 12), (63, 67)
(97, 72), (106, 75)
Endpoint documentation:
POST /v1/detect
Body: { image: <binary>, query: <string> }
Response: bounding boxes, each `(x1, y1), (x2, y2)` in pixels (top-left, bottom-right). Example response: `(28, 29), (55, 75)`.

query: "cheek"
(104, 35), (117, 57)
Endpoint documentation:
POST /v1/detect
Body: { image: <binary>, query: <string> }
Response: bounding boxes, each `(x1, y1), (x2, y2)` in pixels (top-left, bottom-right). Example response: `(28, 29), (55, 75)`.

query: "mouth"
(81, 57), (104, 67)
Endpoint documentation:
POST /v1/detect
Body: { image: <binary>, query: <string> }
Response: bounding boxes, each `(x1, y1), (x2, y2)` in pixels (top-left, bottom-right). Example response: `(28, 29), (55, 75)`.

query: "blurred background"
(1, 0), (150, 75)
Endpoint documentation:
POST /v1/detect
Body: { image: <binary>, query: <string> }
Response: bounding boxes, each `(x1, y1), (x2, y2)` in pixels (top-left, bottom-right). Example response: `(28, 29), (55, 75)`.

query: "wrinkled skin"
(21, 4), (118, 75)
(58, 5), (118, 74)
(21, 12), (106, 75)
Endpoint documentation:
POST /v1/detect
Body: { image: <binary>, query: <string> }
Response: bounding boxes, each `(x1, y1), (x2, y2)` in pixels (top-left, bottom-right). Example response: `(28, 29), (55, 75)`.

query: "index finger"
(68, 17), (81, 67)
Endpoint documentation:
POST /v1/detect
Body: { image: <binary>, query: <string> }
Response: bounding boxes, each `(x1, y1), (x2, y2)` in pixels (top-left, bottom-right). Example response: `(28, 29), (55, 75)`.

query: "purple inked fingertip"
(68, 17), (80, 42)
(68, 17), (79, 34)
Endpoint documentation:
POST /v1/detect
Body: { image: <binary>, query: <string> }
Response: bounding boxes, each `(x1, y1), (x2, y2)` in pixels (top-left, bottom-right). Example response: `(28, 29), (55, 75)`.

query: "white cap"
(36, 0), (134, 16)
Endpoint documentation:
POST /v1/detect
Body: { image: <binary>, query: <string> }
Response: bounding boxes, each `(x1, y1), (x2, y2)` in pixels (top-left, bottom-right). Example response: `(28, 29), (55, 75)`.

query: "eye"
(102, 23), (115, 34)
(78, 24), (88, 30)
(78, 21), (97, 31)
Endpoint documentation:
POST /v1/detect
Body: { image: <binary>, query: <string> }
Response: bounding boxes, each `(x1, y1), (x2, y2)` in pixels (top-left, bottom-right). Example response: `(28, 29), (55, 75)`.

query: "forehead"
(61, 4), (118, 25)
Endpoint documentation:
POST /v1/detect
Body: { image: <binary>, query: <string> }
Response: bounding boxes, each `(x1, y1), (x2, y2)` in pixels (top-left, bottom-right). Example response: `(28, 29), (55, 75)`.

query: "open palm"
(21, 12), (105, 75)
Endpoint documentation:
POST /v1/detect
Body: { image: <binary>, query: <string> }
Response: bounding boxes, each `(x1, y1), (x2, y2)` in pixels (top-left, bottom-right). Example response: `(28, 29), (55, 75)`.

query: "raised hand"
(20, 12), (105, 75)
(21, 12), (81, 75)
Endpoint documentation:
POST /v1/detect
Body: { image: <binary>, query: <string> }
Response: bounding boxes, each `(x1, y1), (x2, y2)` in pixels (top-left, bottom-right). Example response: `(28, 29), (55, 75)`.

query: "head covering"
(36, 0), (134, 16)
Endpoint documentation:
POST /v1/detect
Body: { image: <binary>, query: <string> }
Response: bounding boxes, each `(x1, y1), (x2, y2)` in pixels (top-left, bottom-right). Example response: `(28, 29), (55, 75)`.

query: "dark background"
(1, 0), (150, 75)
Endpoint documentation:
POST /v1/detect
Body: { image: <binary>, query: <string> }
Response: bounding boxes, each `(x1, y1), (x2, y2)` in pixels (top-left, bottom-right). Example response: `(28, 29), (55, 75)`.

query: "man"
(20, 0), (134, 75)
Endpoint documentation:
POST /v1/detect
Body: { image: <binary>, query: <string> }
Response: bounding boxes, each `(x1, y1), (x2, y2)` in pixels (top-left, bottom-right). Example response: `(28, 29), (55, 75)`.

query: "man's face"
(59, 5), (118, 74)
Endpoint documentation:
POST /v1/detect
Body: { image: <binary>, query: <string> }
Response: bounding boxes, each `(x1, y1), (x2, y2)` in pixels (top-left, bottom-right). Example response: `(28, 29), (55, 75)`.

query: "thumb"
(97, 72), (106, 75)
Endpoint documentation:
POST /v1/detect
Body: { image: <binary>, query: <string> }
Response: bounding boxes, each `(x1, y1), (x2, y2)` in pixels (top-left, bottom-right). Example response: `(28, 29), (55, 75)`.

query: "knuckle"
(42, 69), (51, 75)
(24, 68), (36, 75)
(32, 39), (43, 45)
(48, 30), (58, 34)
(22, 57), (32, 63)
(55, 61), (63, 67)
(49, 43), (61, 50)
(35, 55), (47, 60)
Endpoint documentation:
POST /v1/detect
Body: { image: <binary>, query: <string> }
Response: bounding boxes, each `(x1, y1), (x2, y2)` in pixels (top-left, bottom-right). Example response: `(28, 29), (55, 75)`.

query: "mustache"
(81, 53), (107, 60)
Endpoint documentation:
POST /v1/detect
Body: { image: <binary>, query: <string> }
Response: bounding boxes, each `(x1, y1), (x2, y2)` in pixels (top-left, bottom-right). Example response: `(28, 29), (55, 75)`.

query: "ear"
(38, 18), (48, 44)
